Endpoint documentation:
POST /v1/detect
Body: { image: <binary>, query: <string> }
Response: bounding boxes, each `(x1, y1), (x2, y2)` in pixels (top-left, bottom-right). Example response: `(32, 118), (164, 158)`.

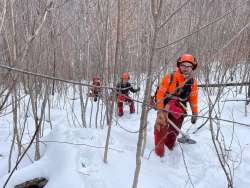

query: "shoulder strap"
(168, 72), (174, 91)
(177, 77), (195, 101)
(170, 73), (174, 85)
(153, 72), (174, 100)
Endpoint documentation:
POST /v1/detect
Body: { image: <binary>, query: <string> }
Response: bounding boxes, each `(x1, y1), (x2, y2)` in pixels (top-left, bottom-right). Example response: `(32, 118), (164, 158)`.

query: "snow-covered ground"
(0, 87), (250, 188)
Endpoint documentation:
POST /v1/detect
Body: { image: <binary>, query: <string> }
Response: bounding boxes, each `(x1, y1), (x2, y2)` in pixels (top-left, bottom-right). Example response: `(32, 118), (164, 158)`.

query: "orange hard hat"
(121, 72), (129, 80)
(177, 54), (197, 70)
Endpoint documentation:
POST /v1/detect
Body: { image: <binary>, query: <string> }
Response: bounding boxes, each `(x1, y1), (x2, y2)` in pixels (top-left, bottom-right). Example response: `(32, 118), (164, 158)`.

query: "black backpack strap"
(153, 72), (175, 106)
(155, 72), (174, 97)
(169, 73), (174, 86)
(178, 77), (194, 102)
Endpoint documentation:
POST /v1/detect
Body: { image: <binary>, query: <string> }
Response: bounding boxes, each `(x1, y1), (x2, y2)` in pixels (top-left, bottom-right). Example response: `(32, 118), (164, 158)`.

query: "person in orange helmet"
(154, 53), (198, 157)
(116, 72), (140, 116)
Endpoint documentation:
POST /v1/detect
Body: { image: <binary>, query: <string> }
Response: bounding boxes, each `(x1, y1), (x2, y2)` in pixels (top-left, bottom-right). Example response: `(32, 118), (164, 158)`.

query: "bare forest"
(0, 0), (250, 188)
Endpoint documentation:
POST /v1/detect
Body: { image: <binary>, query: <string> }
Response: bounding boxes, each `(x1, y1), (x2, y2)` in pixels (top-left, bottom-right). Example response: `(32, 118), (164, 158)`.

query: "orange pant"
(117, 95), (135, 116)
(154, 99), (185, 157)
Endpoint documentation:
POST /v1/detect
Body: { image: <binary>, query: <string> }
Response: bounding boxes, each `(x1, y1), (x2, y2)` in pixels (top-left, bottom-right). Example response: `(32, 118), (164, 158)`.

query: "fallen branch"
(15, 178), (48, 188)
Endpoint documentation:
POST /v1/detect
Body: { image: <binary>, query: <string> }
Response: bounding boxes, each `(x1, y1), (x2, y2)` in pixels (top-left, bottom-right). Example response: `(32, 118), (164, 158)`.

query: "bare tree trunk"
(79, 85), (87, 128)
(52, 31), (56, 96)
(104, 0), (118, 164)
(209, 106), (234, 187)
(29, 85), (49, 161)
(133, 1), (163, 187)
(12, 93), (21, 156)
(95, 98), (100, 128)
(247, 53), (250, 105)
(30, 93), (41, 161)
(100, 100), (105, 129)
(205, 81), (234, 187)
(89, 100), (93, 128)
(8, 133), (14, 173)
(47, 96), (53, 130)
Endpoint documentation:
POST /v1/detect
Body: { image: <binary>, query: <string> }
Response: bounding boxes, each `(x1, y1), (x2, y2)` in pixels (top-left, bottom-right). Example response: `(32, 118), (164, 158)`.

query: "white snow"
(0, 87), (250, 188)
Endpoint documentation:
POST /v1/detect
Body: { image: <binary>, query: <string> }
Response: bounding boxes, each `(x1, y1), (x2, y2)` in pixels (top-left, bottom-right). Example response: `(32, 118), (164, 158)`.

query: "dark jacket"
(116, 82), (139, 96)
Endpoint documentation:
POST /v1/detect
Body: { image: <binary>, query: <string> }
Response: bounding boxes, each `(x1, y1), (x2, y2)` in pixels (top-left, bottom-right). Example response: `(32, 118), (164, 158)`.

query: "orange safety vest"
(156, 68), (198, 113)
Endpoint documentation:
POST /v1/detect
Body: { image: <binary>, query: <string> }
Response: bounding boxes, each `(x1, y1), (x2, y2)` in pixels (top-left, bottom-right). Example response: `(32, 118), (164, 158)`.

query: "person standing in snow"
(90, 75), (101, 102)
(154, 54), (198, 157)
(116, 72), (140, 116)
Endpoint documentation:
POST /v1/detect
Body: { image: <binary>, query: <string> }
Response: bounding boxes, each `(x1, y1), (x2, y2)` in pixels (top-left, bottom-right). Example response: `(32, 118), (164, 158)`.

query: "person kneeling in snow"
(116, 72), (140, 117)
(154, 54), (198, 157)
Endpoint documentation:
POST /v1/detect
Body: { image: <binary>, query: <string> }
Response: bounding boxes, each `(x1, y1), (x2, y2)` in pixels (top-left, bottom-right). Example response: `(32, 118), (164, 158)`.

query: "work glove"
(154, 111), (168, 131)
(191, 112), (198, 124)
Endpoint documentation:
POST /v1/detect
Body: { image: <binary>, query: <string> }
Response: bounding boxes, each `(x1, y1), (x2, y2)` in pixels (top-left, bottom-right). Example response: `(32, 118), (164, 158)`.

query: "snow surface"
(0, 87), (250, 188)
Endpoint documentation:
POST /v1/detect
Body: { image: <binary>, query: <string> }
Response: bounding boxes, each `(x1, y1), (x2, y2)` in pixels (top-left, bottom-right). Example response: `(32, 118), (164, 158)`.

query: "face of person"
(179, 62), (194, 77)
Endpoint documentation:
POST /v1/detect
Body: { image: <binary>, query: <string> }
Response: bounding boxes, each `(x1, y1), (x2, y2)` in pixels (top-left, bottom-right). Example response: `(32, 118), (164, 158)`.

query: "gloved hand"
(191, 112), (198, 124)
(154, 111), (167, 131)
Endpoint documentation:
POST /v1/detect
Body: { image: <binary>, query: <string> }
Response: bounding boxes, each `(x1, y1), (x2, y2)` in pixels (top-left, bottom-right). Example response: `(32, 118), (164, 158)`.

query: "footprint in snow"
(77, 149), (107, 188)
